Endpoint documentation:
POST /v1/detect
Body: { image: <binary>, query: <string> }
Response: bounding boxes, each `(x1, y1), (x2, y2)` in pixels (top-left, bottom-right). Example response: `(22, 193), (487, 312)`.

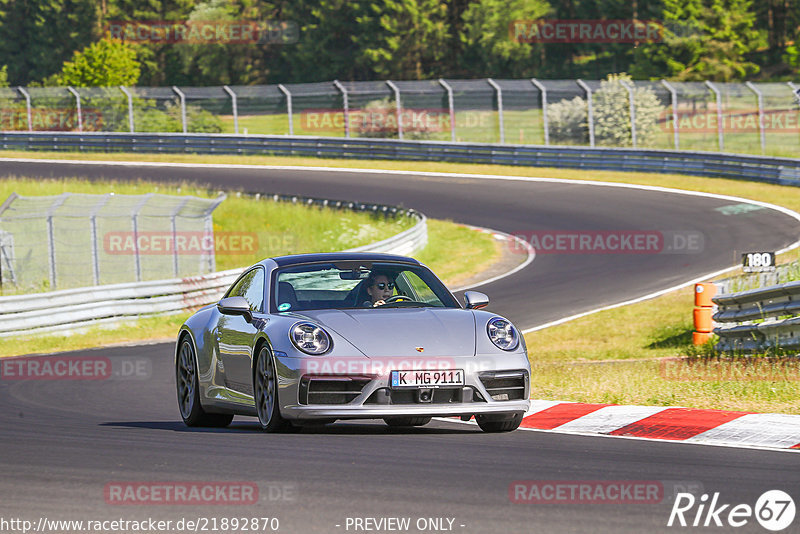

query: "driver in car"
(363, 271), (396, 307)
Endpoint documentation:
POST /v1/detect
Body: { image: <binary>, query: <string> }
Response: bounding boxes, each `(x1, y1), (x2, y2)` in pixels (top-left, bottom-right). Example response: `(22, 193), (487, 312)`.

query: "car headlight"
(487, 317), (519, 351)
(290, 322), (332, 355)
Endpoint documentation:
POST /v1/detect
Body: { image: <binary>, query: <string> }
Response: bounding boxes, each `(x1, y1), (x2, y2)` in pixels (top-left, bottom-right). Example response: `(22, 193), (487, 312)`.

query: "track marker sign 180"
(742, 252), (776, 273)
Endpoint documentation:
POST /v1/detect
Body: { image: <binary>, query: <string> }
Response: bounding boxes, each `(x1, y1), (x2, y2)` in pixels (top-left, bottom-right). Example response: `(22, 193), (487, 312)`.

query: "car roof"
(267, 252), (422, 268)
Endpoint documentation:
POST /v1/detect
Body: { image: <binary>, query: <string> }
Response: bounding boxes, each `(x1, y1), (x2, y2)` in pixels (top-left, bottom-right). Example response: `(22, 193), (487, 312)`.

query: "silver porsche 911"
(175, 253), (531, 432)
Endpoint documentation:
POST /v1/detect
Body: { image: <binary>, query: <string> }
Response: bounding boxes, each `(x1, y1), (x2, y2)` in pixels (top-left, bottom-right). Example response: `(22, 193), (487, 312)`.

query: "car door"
(216, 267), (265, 398)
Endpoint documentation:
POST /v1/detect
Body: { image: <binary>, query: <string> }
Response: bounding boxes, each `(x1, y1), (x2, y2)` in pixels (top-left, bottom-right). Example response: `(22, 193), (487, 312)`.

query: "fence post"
(119, 86), (135, 133)
(531, 78), (549, 145)
(705, 81), (724, 151)
(487, 78), (504, 144)
(576, 79), (595, 147)
(333, 80), (350, 138)
(66, 87), (83, 132)
(386, 80), (403, 140)
(89, 194), (112, 285)
(172, 86), (188, 134)
(277, 84), (293, 136)
(438, 79), (456, 142)
(45, 193), (69, 290)
(745, 82), (766, 154)
(0, 194), (19, 287)
(661, 80), (679, 150)
(203, 194), (226, 273)
(170, 198), (189, 277)
(620, 79), (637, 147)
(17, 87), (32, 132)
(223, 85), (238, 134)
(131, 194), (152, 283)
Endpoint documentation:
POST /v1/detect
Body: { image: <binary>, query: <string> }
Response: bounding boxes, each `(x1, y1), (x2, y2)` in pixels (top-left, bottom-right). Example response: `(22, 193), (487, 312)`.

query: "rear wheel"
(383, 416), (432, 427)
(476, 413), (522, 433)
(176, 338), (233, 428)
(254, 345), (292, 432)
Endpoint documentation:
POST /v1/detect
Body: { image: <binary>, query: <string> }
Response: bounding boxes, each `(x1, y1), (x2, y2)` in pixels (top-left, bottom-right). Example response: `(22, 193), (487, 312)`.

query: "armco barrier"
(2, 132), (800, 186)
(712, 281), (800, 352)
(0, 203), (426, 337)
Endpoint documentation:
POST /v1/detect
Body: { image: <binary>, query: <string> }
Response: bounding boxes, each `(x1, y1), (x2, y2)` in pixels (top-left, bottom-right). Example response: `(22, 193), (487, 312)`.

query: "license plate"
(390, 369), (464, 388)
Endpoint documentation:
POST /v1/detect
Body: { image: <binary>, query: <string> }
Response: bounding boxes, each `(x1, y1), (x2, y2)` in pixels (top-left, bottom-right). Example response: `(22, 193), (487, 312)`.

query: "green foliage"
(0, 0), (97, 85)
(0, 65), (8, 88)
(54, 38), (141, 87)
(547, 97), (588, 145)
(548, 74), (666, 147)
(356, 0), (448, 80)
(354, 97), (434, 139)
(633, 0), (762, 81)
(460, 0), (550, 77)
(593, 74), (666, 147)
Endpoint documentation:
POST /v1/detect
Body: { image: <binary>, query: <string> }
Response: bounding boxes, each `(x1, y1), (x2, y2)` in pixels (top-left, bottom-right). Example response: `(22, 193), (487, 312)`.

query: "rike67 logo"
(668, 490), (795, 531)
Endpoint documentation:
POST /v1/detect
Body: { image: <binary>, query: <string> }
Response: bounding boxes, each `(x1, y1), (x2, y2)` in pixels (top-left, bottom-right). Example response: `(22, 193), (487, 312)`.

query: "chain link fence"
(0, 192), (225, 291)
(1, 79), (799, 156)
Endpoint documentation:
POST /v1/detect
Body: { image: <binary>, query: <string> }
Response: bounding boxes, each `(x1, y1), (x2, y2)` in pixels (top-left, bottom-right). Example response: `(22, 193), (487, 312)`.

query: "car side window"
(228, 268), (264, 312)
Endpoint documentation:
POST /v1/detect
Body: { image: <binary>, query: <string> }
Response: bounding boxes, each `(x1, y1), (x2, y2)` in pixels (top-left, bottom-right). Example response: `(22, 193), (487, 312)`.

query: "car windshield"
(271, 261), (460, 312)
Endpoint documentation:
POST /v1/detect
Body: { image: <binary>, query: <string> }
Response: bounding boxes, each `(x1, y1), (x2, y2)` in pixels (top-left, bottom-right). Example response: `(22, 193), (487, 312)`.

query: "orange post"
(692, 283), (717, 345)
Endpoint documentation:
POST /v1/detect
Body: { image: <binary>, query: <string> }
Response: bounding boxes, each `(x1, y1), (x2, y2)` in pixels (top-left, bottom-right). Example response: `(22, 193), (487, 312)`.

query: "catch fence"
(2, 79), (799, 156)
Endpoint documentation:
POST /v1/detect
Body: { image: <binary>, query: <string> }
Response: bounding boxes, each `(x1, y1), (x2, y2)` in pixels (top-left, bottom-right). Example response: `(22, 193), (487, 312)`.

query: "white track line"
(4, 157), (800, 333)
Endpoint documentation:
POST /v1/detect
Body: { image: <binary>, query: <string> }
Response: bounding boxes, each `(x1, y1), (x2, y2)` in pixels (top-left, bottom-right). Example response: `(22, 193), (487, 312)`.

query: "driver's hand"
(373, 300), (386, 307)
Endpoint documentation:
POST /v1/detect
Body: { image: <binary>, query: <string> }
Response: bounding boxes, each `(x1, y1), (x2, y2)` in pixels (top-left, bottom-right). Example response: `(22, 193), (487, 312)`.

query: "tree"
(632, 0), (762, 81)
(54, 38), (141, 87)
(0, 0), (97, 85)
(0, 65), (8, 88)
(460, 0), (551, 78)
(356, 0), (449, 80)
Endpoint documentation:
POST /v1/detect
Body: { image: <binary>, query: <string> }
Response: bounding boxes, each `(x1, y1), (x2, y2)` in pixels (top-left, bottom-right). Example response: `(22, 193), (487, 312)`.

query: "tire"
(476, 413), (522, 433)
(383, 416), (432, 427)
(254, 345), (292, 432)
(176, 338), (233, 428)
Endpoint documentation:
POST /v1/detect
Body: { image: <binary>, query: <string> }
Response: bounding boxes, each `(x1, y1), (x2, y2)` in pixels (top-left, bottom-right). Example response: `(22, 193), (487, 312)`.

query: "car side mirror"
(464, 291), (489, 310)
(217, 296), (253, 322)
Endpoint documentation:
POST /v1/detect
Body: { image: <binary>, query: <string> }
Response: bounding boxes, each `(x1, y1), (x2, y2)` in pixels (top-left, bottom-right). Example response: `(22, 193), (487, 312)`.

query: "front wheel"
(383, 416), (432, 427)
(254, 345), (292, 432)
(476, 413), (522, 433)
(176, 338), (233, 428)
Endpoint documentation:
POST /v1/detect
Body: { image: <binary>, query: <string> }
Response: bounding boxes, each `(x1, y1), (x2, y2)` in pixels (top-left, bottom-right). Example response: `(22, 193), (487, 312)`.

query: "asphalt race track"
(1, 160), (800, 533)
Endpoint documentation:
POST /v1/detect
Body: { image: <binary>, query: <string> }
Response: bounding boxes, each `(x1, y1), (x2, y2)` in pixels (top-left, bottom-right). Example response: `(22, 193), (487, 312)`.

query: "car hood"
(288, 308), (476, 357)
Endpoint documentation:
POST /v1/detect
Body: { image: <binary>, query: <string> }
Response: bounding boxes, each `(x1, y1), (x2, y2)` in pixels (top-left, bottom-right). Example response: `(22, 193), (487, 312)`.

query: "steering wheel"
(385, 295), (412, 303)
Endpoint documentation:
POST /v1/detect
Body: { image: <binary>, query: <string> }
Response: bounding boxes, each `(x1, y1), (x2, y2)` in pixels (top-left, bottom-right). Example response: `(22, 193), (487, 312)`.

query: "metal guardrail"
(713, 282), (800, 351)
(0, 203), (426, 337)
(3, 132), (800, 186)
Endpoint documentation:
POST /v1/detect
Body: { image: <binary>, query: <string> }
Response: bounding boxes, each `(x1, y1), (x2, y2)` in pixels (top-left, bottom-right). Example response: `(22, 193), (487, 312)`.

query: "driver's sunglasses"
(374, 282), (395, 290)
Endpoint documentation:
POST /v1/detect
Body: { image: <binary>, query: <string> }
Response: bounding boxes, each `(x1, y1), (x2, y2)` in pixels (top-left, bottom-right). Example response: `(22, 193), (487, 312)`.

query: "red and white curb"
(513, 400), (800, 451)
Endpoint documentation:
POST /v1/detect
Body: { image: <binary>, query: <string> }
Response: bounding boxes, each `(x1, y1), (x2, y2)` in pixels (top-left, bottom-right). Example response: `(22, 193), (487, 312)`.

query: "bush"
(547, 73), (665, 147)
(547, 96), (588, 145)
(354, 97), (436, 140)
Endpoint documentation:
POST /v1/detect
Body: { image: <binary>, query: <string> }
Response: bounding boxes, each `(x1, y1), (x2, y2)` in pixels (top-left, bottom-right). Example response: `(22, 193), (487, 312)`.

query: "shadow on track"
(100, 420), (479, 435)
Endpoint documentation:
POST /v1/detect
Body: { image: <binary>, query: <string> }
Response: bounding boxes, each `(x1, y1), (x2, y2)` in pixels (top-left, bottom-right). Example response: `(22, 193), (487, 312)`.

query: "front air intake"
(479, 371), (528, 401)
(299, 376), (371, 405)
